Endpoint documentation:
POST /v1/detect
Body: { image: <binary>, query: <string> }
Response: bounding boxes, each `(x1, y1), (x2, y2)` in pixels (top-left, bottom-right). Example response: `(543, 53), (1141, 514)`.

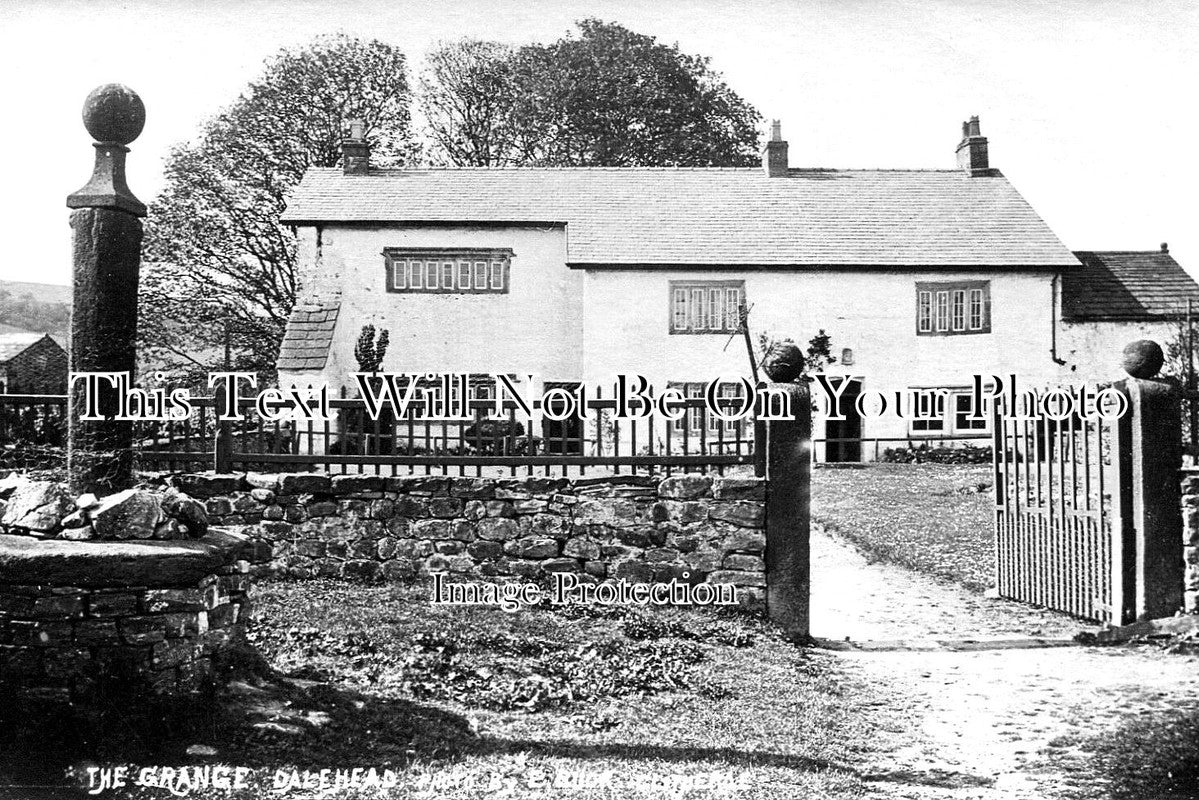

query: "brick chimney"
(956, 116), (990, 176)
(342, 119), (370, 175)
(762, 120), (788, 177)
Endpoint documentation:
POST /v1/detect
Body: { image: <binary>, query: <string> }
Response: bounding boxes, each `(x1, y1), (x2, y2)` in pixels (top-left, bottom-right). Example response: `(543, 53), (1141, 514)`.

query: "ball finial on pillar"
(1122, 339), (1165, 379)
(82, 84), (145, 145)
(67, 84), (146, 217)
(762, 341), (805, 383)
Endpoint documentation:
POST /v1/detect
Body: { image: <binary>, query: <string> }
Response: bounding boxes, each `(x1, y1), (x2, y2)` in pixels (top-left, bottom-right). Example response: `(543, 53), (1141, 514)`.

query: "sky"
(3, 0), (1197, 286)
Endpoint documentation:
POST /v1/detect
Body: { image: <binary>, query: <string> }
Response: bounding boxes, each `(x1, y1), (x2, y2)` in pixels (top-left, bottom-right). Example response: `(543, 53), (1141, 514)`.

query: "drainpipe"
(1050, 272), (1067, 366)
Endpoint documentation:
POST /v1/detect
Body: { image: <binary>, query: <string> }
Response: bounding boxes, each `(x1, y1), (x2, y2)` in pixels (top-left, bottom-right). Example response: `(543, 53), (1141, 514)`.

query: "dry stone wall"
(0, 534), (254, 726)
(1181, 470), (1199, 613)
(160, 472), (769, 607)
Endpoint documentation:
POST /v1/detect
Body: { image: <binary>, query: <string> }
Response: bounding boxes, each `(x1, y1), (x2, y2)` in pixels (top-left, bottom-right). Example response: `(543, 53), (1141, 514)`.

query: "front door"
(824, 378), (862, 463)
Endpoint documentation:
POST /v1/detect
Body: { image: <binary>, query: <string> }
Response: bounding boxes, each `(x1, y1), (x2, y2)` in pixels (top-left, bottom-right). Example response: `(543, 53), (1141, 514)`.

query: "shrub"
(881, 443), (992, 464)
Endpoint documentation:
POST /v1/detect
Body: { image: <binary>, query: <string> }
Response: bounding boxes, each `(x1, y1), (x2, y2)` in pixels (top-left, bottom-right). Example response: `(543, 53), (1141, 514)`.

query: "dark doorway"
(824, 378), (862, 463)
(541, 382), (583, 454)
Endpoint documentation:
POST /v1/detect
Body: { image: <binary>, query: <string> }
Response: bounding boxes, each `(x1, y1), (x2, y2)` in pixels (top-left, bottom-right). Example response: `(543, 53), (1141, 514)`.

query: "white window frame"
(672, 288), (688, 331)
(917, 291), (932, 332)
(669, 281), (745, 335)
(951, 290), (966, 331)
(969, 289), (984, 330)
(385, 249), (513, 294)
(935, 291), (949, 332)
(917, 281), (991, 336)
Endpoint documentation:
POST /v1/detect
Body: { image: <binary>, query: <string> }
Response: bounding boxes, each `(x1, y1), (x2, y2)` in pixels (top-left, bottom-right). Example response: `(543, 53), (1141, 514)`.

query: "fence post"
(214, 394), (234, 474)
(764, 381), (811, 641)
(1115, 340), (1184, 620)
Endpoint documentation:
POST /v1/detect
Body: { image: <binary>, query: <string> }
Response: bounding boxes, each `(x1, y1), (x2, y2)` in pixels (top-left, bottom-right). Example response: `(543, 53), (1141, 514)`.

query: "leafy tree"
(420, 40), (520, 166)
(140, 34), (414, 383)
(804, 330), (837, 373)
(422, 20), (761, 167)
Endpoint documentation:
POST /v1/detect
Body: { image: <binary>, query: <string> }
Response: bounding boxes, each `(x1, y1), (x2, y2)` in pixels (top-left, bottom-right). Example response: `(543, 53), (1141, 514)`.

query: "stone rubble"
(0, 476), (208, 542)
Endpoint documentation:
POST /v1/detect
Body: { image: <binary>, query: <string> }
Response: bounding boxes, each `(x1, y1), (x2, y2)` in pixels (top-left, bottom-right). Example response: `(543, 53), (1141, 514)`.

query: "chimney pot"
(956, 115), (990, 177)
(342, 119), (370, 175)
(762, 120), (788, 177)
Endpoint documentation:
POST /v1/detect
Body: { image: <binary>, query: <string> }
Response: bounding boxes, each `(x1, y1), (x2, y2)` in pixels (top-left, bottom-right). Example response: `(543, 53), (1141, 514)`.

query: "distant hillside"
(0, 280), (70, 335)
(0, 280), (70, 305)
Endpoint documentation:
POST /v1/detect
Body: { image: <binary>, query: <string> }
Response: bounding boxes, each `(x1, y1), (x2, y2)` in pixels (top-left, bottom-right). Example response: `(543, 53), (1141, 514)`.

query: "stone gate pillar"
(760, 344), (812, 641)
(1113, 340), (1184, 620)
(65, 84), (146, 495)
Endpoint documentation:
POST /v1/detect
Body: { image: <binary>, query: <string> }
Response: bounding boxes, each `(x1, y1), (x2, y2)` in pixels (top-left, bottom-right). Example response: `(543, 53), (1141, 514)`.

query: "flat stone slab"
(812, 636), (1080, 652)
(0, 529), (248, 588)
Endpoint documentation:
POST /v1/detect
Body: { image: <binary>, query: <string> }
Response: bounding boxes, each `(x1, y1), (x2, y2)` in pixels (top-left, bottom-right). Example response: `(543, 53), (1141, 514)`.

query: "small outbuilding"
(0, 333), (67, 394)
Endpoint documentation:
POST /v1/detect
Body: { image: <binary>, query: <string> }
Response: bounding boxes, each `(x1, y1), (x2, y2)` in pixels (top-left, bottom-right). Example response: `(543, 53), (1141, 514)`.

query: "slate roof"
(1062, 251), (1199, 321)
(281, 167), (1079, 268)
(277, 301), (339, 371)
(0, 333), (56, 362)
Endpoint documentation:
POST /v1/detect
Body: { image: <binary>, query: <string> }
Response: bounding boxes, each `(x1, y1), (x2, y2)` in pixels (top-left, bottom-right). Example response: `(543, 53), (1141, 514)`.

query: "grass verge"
(812, 463), (994, 591)
(2, 578), (890, 799)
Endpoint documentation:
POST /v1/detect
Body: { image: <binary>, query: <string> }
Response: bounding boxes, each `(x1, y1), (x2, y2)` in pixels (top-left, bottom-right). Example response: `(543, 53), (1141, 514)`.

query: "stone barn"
(0, 333), (67, 394)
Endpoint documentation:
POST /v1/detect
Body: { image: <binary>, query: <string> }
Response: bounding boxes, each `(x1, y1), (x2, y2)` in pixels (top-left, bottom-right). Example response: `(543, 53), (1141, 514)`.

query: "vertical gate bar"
(1043, 410), (1053, 612)
(1000, 413), (1010, 599)
(1056, 411), (1066, 614)
(1045, 412), (1054, 612)
(993, 400), (1003, 596)
(1069, 410), (1079, 618)
(1037, 410), (1045, 610)
(1080, 420), (1090, 619)
(1073, 411), (1081, 616)
(1079, 410), (1088, 618)
(1051, 410), (1061, 614)
(1025, 414), (1036, 607)
(1022, 415), (1031, 605)
(1096, 416), (1107, 621)
(1016, 417), (1026, 604)
(631, 416), (638, 477)
(1036, 413), (1047, 609)
(509, 405), (517, 477)
(1050, 410), (1059, 618)
(1048, 412), (1057, 612)
(1007, 414), (1016, 600)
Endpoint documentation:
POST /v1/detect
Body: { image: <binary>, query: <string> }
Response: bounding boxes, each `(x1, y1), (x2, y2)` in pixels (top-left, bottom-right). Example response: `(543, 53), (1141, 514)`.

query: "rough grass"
(1081, 709), (1199, 799)
(3, 579), (892, 799)
(812, 463), (994, 591)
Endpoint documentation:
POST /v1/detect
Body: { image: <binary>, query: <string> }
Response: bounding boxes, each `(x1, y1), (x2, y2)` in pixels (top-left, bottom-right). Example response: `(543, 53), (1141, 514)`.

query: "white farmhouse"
(278, 118), (1199, 462)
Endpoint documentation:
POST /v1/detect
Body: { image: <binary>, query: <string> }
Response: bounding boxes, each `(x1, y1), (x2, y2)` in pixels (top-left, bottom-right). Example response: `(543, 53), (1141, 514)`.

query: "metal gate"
(992, 407), (1130, 624)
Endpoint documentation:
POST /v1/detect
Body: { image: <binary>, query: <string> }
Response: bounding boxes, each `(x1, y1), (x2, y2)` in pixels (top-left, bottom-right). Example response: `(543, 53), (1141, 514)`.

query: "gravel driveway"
(811, 524), (1199, 799)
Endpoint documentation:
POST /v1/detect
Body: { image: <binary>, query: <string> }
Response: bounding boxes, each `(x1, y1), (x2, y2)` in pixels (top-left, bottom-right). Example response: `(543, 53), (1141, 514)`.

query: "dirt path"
(810, 524), (1199, 799)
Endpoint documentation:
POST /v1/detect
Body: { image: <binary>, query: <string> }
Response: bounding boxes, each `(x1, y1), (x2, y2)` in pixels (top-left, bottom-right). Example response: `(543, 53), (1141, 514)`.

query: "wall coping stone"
(0, 528), (249, 587)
